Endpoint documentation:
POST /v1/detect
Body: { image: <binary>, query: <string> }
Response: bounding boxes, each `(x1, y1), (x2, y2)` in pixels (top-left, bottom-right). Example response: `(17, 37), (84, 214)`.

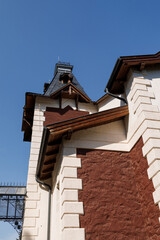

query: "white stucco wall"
(63, 120), (128, 152)
(146, 68), (160, 110)
(98, 94), (125, 112)
(37, 96), (97, 114)
(50, 174), (61, 240)
(22, 100), (49, 240)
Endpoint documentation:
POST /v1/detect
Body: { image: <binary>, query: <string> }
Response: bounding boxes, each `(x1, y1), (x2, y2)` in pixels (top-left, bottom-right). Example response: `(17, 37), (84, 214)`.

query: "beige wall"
(22, 101), (48, 240)
(36, 96), (97, 114)
(98, 94), (125, 112)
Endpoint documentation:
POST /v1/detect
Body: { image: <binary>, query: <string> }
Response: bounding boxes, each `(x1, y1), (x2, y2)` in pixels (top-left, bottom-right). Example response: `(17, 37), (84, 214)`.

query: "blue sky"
(1, 0), (160, 238)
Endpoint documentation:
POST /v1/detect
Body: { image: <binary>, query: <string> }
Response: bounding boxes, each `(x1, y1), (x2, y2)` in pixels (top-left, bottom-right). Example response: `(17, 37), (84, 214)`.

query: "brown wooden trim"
(106, 51), (160, 94)
(48, 105), (128, 133)
(96, 94), (109, 104)
(42, 166), (54, 174)
(44, 158), (56, 165)
(50, 83), (91, 103)
(75, 94), (79, 110)
(40, 173), (52, 180)
(59, 93), (62, 108)
(119, 51), (160, 61)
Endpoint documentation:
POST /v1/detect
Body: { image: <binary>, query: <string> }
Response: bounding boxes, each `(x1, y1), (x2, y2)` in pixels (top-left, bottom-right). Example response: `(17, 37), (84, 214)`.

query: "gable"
(44, 106), (89, 126)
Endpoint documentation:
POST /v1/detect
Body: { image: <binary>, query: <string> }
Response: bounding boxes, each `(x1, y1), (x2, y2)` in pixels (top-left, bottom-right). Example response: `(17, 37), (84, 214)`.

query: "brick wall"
(77, 138), (160, 240)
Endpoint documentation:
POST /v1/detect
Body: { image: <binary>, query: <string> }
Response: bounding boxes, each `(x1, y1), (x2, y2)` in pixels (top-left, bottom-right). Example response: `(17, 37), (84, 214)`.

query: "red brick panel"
(77, 139), (160, 240)
(44, 106), (89, 126)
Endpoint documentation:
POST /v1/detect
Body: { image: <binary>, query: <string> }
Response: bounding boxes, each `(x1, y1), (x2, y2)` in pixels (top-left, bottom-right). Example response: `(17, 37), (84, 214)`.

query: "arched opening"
(0, 186), (26, 240)
(0, 221), (19, 240)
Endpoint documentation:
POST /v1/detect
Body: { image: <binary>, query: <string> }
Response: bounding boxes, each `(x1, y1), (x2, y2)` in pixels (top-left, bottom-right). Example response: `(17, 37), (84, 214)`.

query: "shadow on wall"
(22, 231), (34, 240)
(71, 119), (127, 146)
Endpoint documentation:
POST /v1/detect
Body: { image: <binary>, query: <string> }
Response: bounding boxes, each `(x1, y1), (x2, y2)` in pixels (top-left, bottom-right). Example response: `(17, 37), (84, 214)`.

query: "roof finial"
(58, 56), (59, 63)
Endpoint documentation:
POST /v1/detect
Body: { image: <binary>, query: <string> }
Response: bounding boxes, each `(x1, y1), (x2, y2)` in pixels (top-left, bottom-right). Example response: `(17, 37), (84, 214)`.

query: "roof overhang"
(21, 92), (51, 142)
(36, 105), (129, 181)
(106, 51), (160, 94)
(50, 82), (91, 103)
(96, 93), (110, 104)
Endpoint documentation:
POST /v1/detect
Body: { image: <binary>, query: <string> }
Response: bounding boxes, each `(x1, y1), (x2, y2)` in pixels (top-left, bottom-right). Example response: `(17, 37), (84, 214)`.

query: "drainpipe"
(35, 177), (51, 240)
(105, 88), (127, 104)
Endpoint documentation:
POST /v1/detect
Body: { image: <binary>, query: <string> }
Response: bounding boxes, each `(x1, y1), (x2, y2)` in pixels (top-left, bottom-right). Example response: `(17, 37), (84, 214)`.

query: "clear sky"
(1, 0), (160, 238)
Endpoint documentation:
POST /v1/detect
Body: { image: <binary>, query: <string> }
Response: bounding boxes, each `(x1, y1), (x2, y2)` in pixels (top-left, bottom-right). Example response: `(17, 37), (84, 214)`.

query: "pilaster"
(22, 104), (46, 239)
(126, 73), (160, 222)
(60, 156), (85, 240)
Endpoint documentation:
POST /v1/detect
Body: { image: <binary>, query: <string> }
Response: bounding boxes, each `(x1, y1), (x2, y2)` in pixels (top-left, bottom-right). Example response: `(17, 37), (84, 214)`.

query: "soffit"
(106, 51), (160, 94)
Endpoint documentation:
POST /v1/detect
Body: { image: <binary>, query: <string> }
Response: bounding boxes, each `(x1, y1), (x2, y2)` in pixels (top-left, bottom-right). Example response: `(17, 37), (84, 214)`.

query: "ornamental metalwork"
(0, 185), (26, 239)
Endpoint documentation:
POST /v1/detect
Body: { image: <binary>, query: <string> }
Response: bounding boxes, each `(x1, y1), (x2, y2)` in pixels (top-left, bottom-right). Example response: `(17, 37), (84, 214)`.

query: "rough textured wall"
(77, 138), (160, 240)
(44, 106), (89, 126)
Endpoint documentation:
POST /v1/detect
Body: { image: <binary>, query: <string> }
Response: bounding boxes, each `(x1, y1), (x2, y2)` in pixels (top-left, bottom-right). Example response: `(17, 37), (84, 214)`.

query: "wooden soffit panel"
(107, 51), (160, 94)
(50, 83), (91, 103)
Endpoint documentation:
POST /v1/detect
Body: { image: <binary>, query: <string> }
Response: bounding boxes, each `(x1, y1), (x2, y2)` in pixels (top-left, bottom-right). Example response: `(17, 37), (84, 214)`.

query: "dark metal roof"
(22, 63), (92, 142)
(44, 64), (89, 97)
(54, 62), (73, 76)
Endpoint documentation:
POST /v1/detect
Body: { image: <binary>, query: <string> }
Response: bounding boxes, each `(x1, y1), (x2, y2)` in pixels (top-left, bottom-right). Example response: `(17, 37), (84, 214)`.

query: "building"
(22, 52), (160, 240)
